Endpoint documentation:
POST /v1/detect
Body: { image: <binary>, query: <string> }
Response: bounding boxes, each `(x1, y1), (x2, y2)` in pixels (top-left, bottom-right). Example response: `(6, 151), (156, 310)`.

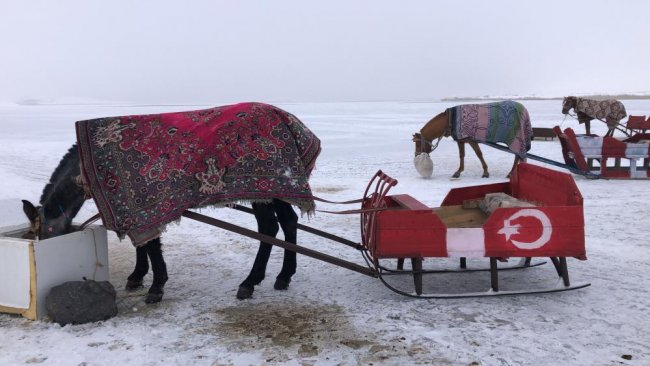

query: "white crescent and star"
(497, 209), (552, 250)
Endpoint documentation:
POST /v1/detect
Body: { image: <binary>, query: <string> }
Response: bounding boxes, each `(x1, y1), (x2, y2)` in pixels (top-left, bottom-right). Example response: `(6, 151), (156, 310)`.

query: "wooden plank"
(533, 127), (556, 140)
(431, 205), (488, 228)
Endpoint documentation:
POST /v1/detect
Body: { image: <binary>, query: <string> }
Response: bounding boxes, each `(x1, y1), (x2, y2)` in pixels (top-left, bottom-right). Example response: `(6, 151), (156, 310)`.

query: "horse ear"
(22, 200), (39, 224)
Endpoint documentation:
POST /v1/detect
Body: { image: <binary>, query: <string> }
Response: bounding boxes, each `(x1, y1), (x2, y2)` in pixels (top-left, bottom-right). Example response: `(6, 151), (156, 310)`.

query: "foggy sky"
(1, 0), (649, 104)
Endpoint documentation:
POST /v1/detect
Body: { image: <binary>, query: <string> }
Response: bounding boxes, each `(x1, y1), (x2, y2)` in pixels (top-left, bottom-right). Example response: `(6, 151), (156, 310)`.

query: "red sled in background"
(554, 125), (650, 179)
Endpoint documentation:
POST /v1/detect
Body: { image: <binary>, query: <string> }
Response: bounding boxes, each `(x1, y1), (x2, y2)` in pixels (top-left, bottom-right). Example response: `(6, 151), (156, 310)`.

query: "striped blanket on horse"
(448, 100), (532, 157)
(573, 97), (627, 128)
(76, 102), (321, 244)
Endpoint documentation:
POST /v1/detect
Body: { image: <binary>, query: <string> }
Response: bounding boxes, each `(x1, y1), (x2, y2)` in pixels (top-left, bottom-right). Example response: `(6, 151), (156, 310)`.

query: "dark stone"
(46, 280), (118, 325)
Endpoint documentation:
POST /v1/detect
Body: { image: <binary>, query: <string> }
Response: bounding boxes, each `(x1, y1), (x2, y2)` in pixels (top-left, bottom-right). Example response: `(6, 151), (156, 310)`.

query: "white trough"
(0, 224), (108, 320)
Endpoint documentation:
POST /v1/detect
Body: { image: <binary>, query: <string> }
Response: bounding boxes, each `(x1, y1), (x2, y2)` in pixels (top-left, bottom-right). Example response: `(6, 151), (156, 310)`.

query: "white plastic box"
(0, 224), (108, 320)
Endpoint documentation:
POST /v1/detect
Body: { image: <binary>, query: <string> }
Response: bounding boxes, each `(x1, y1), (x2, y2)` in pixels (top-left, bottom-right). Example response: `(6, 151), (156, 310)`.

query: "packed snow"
(1, 100), (649, 365)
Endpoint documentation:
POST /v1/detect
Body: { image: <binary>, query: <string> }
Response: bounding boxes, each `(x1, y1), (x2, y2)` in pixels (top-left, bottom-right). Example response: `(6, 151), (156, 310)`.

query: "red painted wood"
(390, 194), (430, 211)
(562, 128), (590, 172)
(364, 163), (586, 261)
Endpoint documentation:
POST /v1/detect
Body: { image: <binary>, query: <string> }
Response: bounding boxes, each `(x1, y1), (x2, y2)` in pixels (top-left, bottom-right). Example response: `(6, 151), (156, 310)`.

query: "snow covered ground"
(1, 100), (649, 365)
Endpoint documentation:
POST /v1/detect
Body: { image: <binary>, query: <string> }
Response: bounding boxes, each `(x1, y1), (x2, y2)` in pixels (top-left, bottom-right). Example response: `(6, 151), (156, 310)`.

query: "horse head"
(414, 111), (449, 155)
(412, 132), (432, 155)
(21, 144), (87, 240)
(21, 199), (73, 239)
(562, 96), (577, 115)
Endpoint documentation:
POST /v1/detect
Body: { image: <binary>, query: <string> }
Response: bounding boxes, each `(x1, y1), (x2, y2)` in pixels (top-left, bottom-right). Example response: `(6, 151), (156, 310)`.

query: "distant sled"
(553, 126), (650, 179)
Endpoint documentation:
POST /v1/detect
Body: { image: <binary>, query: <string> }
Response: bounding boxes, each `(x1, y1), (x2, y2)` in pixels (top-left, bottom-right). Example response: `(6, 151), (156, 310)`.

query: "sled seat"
(625, 115), (650, 134)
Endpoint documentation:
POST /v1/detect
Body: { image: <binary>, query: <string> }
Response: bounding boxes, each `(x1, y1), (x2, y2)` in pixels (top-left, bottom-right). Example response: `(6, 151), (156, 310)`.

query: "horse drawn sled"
(184, 162), (590, 298)
(8, 102), (589, 315)
(554, 97), (650, 179)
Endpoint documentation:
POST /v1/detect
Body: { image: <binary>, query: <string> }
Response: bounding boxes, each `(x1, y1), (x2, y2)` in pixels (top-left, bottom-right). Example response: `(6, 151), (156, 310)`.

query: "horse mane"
(40, 143), (85, 217)
(420, 111), (449, 141)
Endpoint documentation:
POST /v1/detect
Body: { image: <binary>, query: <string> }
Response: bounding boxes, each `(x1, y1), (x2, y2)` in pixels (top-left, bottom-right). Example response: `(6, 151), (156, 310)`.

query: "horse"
(561, 96), (627, 137)
(21, 102), (321, 303)
(413, 100), (532, 178)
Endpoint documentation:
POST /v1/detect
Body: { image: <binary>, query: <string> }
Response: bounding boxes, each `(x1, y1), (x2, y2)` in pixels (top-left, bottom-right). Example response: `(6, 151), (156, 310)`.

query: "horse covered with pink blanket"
(413, 100), (532, 178)
(19, 102), (322, 302)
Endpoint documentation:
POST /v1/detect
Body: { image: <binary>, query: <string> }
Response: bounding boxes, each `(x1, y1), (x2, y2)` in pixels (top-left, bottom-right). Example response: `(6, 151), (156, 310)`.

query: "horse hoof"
(145, 292), (163, 304)
(482, 173), (490, 178)
(452, 172), (461, 178)
(125, 279), (144, 291)
(236, 286), (254, 300)
(274, 278), (291, 290)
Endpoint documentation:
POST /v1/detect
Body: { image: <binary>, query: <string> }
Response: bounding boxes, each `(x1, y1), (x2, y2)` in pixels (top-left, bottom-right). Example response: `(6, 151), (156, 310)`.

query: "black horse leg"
(273, 199), (298, 290)
(237, 202), (279, 300)
(144, 238), (168, 304)
(125, 245), (149, 290)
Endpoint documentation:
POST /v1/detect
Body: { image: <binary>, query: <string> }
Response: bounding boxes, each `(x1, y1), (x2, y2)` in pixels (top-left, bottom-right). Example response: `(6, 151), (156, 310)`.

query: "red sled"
(360, 163), (589, 297)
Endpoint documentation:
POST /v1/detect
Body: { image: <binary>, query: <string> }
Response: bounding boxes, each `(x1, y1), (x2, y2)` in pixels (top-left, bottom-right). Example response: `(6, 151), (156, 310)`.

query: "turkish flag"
(483, 207), (585, 258)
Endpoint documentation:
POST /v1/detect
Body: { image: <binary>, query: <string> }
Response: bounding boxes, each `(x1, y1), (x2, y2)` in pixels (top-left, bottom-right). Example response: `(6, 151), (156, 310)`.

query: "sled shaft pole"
(231, 204), (362, 249)
(182, 210), (376, 277)
(480, 141), (600, 178)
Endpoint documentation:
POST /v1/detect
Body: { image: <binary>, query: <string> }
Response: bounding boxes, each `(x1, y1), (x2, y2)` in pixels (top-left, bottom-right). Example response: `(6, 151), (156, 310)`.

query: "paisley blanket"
(448, 100), (532, 157)
(574, 98), (627, 128)
(76, 102), (321, 245)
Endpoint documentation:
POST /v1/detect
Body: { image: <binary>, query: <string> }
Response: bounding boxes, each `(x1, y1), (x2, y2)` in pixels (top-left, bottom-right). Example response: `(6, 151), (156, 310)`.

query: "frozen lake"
(1, 99), (649, 365)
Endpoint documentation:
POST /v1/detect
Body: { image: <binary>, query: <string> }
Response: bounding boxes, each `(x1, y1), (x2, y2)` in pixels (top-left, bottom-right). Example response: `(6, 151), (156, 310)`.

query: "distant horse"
(22, 102), (321, 303)
(561, 96), (627, 136)
(413, 100), (532, 178)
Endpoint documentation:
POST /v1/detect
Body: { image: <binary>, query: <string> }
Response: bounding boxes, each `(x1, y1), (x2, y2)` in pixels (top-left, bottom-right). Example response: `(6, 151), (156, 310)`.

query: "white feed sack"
(414, 152), (433, 178)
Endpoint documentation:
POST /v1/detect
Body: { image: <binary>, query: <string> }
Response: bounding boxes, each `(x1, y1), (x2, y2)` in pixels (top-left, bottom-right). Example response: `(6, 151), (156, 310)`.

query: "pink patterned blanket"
(448, 100), (532, 157)
(76, 102), (321, 245)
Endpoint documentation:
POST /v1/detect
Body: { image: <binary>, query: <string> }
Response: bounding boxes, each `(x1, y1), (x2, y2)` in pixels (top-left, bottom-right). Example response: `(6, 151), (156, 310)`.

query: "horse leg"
(452, 141), (465, 178)
(126, 245), (149, 290)
(144, 238), (168, 304)
(272, 199), (298, 290)
(237, 202), (279, 300)
(468, 141), (489, 178)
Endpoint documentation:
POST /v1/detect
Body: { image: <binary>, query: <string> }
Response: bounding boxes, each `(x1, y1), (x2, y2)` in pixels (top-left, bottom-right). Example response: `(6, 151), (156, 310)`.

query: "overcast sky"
(1, 0), (648, 104)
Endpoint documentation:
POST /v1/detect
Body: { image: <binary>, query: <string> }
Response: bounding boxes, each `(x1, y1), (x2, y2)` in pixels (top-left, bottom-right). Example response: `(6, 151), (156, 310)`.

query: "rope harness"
(419, 134), (443, 154)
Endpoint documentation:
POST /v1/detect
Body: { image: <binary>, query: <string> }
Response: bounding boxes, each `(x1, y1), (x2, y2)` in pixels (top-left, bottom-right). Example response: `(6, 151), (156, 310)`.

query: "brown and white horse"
(413, 101), (532, 178)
